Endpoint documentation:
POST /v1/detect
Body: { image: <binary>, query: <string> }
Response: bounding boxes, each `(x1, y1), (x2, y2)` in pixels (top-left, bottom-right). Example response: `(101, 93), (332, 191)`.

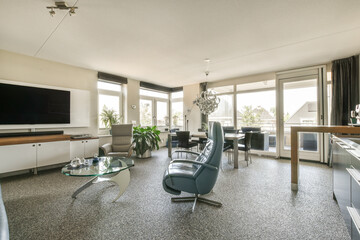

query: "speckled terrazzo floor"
(1, 148), (350, 240)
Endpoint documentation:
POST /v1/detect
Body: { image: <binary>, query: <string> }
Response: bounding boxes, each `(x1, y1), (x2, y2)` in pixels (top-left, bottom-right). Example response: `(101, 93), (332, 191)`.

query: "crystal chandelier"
(193, 71), (220, 115)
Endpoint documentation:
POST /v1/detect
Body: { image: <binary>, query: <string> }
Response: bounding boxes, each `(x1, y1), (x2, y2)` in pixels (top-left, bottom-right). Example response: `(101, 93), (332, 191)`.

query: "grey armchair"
(162, 121), (224, 212)
(100, 124), (134, 158)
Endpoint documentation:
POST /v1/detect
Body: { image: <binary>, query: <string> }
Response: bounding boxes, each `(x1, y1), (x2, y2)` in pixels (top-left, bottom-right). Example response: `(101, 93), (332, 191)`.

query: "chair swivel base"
(171, 194), (222, 212)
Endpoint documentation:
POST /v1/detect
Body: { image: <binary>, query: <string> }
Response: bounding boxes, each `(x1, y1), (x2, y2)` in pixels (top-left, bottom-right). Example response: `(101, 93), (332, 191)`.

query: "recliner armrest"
(170, 159), (218, 170)
(171, 150), (200, 159)
(100, 143), (113, 156)
(0, 185), (9, 240)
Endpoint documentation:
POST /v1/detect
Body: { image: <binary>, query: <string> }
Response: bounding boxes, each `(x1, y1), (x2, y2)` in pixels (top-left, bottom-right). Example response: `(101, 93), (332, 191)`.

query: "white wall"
(183, 84), (201, 133)
(0, 49), (98, 135)
(124, 79), (140, 125)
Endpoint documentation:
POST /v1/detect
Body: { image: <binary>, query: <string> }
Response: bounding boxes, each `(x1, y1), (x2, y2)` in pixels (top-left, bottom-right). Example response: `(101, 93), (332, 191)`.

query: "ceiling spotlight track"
(36, 0), (79, 57)
(46, 1), (78, 17)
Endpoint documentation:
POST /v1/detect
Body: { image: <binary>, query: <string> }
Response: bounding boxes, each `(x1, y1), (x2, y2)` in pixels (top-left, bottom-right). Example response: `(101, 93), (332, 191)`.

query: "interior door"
(278, 74), (323, 161)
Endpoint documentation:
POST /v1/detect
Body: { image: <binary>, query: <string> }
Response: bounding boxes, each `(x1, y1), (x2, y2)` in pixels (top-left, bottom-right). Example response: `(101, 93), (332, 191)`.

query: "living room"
(1, 1), (360, 239)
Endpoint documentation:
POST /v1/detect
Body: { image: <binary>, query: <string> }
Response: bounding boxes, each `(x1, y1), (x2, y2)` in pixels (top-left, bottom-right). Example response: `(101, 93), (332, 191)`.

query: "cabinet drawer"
(36, 141), (70, 167)
(348, 207), (360, 240)
(0, 143), (37, 173)
(333, 142), (352, 234)
(350, 168), (360, 214)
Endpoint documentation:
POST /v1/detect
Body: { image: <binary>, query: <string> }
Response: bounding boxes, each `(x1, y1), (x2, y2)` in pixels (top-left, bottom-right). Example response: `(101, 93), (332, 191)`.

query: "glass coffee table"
(61, 156), (134, 202)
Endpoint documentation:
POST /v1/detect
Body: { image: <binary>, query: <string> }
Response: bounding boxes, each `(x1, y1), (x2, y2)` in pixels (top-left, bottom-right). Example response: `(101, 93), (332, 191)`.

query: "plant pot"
(136, 150), (151, 159)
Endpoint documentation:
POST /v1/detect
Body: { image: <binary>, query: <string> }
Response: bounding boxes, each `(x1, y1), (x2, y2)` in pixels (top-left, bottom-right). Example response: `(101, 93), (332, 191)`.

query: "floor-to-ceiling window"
(236, 80), (276, 153)
(208, 85), (234, 126)
(98, 81), (122, 130)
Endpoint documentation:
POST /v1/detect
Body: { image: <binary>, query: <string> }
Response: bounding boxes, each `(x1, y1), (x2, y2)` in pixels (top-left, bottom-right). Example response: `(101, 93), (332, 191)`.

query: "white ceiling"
(1, 0), (360, 87)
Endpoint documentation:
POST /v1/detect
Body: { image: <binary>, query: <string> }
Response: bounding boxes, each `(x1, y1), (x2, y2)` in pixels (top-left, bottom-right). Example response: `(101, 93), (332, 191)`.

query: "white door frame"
(276, 65), (327, 161)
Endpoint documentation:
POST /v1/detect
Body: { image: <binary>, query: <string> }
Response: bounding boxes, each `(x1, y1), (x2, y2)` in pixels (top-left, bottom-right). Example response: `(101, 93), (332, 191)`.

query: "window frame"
(170, 91), (184, 129)
(139, 88), (170, 127)
(98, 80), (122, 131)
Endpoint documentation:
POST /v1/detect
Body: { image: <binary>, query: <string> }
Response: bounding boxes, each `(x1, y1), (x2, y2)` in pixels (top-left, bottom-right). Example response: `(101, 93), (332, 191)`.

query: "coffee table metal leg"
(72, 177), (98, 199)
(108, 169), (130, 202)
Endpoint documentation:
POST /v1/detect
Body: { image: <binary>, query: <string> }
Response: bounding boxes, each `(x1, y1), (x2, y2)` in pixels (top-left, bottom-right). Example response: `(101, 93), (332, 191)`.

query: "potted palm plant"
(100, 106), (122, 134)
(132, 126), (161, 158)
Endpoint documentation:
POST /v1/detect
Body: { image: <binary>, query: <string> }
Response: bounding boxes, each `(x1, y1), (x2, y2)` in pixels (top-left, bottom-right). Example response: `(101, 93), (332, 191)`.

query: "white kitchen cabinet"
(36, 141), (70, 167)
(0, 143), (37, 174)
(70, 139), (99, 159)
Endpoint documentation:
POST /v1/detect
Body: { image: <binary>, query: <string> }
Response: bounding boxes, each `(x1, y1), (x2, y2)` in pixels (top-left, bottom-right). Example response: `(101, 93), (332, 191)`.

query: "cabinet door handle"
(347, 168), (360, 186)
(348, 207), (360, 235)
(82, 141), (84, 143)
(38, 144), (41, 146)
(32, 144), (36, 147)
(85, 141), (88, 143)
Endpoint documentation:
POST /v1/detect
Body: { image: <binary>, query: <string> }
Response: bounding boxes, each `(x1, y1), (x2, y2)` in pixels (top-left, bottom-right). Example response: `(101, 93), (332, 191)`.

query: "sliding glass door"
(278, 71), (323, 161)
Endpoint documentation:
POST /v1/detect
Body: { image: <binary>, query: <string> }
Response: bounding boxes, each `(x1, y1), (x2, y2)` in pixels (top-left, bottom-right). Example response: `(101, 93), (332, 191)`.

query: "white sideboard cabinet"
(0, 139), (70, 173)
(36, 141), (70, 167)
(70, 138), (99, 160)
(0, 143), (37, 174)
(0, 135), (99, 175)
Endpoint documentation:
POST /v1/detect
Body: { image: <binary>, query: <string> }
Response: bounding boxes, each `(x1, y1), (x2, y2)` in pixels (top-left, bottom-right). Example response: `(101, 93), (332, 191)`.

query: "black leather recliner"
(163, 122), (224, 212)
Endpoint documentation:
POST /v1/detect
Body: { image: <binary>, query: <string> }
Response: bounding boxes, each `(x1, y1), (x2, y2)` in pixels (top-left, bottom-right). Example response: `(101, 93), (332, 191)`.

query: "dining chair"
(222, 128), (239, 165)
(222, 128), (239, 152)
(175, 131), (198, 157)
(237, 132), (253, 166)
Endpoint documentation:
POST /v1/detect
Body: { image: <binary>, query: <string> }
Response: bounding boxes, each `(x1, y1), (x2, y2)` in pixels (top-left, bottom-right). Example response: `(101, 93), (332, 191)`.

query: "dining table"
(167, 132), (244, 169)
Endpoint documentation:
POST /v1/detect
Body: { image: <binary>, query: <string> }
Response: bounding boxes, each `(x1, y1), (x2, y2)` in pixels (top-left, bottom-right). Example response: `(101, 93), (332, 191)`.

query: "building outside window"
(98, 81), (122, 130)
(208, 81), (276, 153)
(236, 80), (276, 152)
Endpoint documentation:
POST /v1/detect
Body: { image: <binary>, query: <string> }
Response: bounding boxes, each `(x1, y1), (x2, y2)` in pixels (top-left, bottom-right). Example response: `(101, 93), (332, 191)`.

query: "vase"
(137, 150), (151, 159)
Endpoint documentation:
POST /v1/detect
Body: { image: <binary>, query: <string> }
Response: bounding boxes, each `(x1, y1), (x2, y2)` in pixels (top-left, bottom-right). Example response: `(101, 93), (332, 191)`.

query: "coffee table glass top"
(61, 156), (134, 177)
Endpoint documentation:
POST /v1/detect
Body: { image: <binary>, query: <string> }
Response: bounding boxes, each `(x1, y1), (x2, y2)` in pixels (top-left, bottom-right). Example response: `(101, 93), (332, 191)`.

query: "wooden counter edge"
(70, 137), (99, 141)
(0, 135), (72, 146)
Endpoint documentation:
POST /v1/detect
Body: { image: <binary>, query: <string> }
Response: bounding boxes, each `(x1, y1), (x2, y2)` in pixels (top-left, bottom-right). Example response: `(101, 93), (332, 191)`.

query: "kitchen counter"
(332, 135), (360, 239)
(290, 125), (360, 191)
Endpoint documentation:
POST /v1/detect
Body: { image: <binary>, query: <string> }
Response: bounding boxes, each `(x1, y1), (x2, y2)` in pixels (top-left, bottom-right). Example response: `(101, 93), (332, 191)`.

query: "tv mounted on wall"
(0, 83), (70, 124)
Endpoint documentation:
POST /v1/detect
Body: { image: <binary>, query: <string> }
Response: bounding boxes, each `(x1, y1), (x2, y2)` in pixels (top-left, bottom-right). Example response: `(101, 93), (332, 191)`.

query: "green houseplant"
(100, 106), (122, 132)
(132, 126), (161, 158)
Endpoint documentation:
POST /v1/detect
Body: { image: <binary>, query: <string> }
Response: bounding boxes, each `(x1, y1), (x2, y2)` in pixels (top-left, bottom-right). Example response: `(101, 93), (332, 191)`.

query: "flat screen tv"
(0, 83), (70, 124)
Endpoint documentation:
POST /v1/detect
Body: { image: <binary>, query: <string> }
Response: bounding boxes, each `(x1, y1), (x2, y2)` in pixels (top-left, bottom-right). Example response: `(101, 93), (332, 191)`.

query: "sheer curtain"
(331, 55), (359, 125)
